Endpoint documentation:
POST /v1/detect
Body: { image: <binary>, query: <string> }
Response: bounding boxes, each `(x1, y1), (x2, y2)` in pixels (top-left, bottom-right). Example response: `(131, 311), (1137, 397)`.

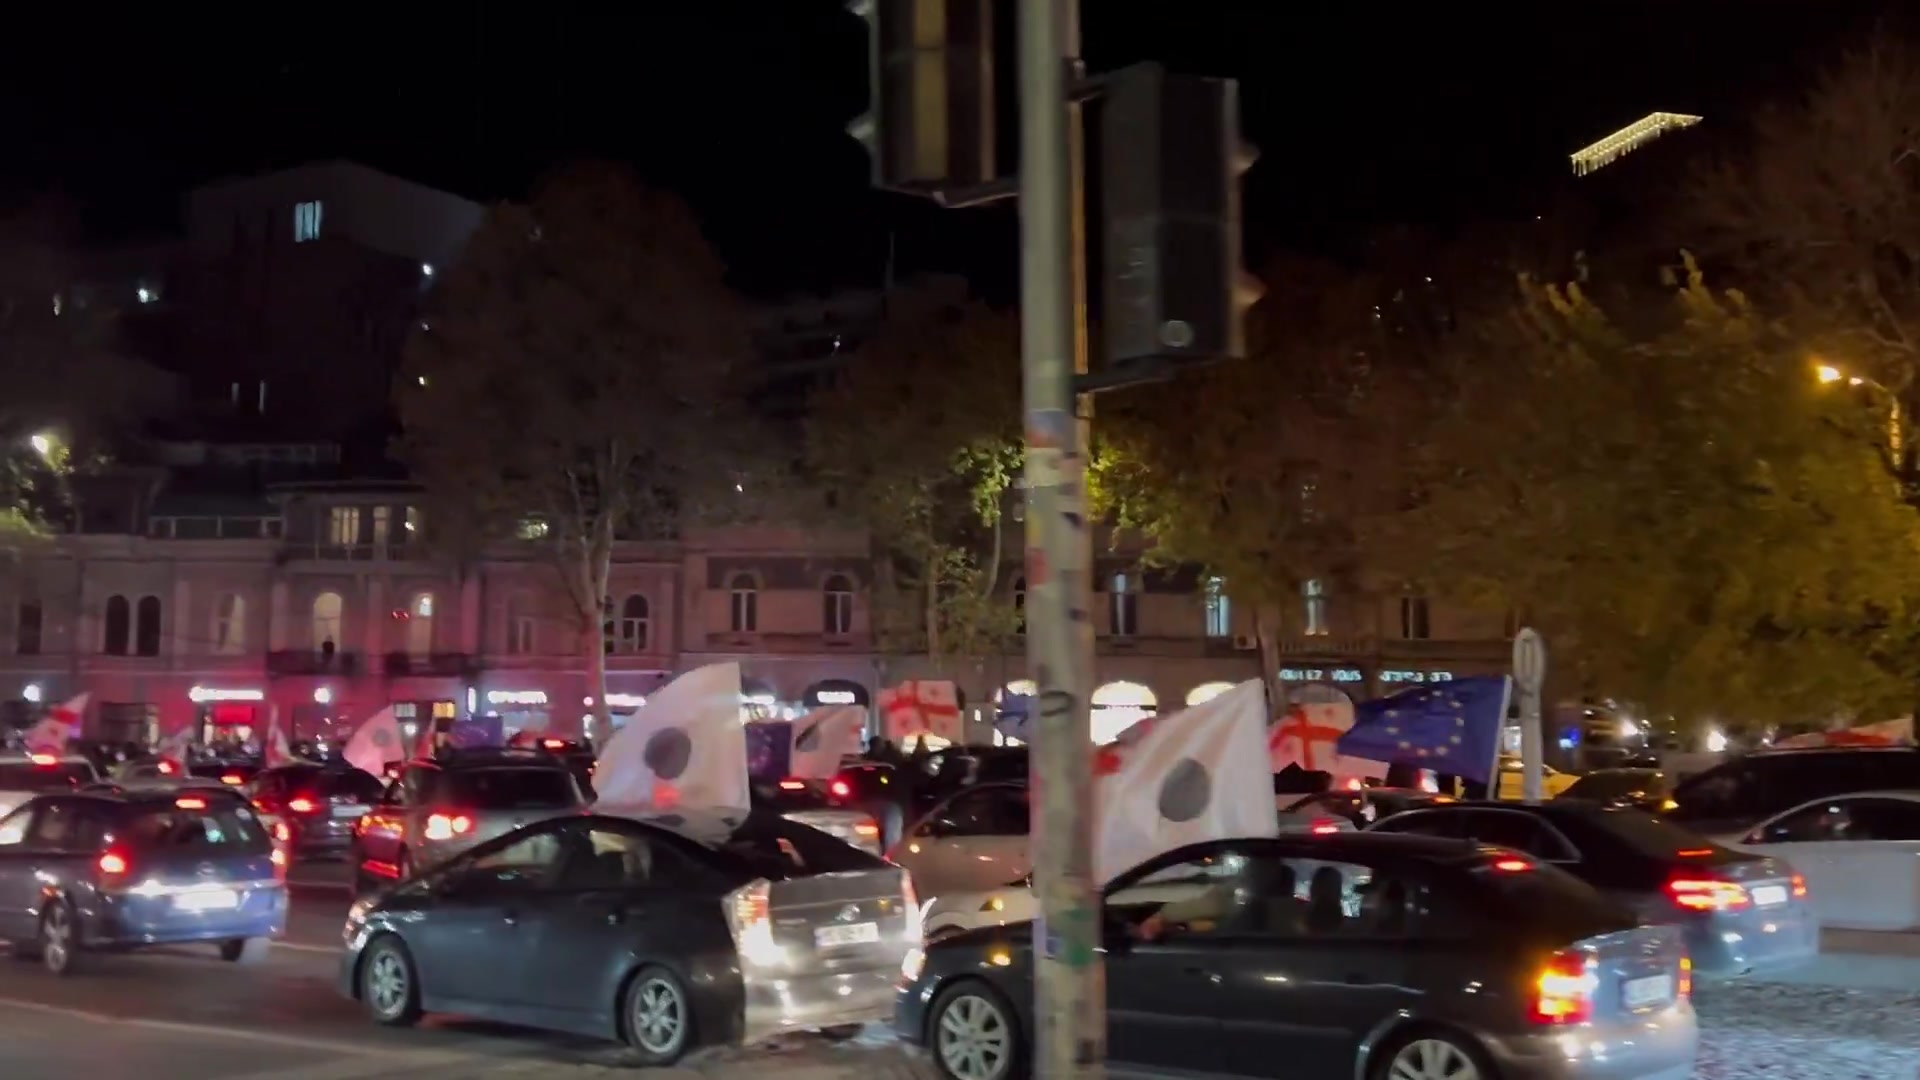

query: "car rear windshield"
(121, 803), (270, 851)
(1476, 858), (1636, 935)
(1583, 809), (1726, 860)
(442, 768), (578, 810)
(0, 763), (96, 790)
(290, 768), (385, 801)
(752, 780), (839, 812)
(709, 812), (887, 880)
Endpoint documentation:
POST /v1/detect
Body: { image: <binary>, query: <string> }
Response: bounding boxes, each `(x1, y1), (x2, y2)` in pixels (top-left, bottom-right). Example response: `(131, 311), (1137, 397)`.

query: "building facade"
(0, 472), (1512, 747)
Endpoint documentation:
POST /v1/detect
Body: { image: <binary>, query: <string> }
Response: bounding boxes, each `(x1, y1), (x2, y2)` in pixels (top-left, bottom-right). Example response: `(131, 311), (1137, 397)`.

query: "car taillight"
(1677, 955), (1693, 999)
(98, 850), (130, 878)
(287, 797), (319, 814)
(29, 753), (56, 766)
(221, 773), (244, 786)
(270, 847), (288, 876)
(423, 813), (473, 841)
(1530, 949), (1596, 1024)
(1310, 819), (1341, 835)
(830, 778), (852, 799)
(157, 761), (178, 775)
(1790, 872), (1808, 899)
(175, 796), (208, 810)
(854, 820), (880, 839)
(724, 880), (781, 965)
(1667, 875), (1751, 912)
(778, 779), (806, 791)
(272, 821), (291, 843)
(1491, 857), (1534, 873)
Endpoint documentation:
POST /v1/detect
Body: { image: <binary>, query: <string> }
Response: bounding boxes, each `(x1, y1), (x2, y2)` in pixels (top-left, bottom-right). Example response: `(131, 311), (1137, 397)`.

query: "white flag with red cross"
(878, 680), (963, 742)
(265, 711), (296, 768)
(24, 694), (87, 755)
(1269, 698), (1386, 783)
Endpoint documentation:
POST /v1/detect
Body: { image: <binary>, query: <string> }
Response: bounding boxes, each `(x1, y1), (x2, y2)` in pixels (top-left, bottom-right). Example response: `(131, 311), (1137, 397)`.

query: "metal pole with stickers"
(1512, 628), (1547, 804)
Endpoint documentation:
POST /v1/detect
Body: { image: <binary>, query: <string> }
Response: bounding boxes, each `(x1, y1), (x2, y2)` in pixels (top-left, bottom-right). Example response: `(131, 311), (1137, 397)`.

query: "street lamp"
(29, 433), (52, 459)
(1816, 364), (1843, 384)
(313, 687), (333, 705)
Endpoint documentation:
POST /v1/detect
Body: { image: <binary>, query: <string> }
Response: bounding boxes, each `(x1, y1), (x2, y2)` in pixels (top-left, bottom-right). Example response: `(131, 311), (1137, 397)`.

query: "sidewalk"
(1754, 928), (1920, 991)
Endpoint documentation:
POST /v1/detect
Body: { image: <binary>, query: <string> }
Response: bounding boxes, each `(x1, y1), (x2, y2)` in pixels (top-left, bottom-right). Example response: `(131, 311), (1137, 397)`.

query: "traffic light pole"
(1018, 1), (1105, 1078)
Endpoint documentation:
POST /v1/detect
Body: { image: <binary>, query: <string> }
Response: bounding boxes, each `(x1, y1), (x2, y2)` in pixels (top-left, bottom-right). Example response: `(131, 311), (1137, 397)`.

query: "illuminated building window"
(1109, 573), (1138, 637)
(1302, 579), (1328, 636)
(823, 575), (854, 635)
(615, 594), (650, 652)
(729, 574), (758, 634)
(312, 592), (343, 650)
(1204, 576), (1230, 638)
(294, 200), (324, 242)
(327, 507), (360, 547)
(213, 594), (247, 655)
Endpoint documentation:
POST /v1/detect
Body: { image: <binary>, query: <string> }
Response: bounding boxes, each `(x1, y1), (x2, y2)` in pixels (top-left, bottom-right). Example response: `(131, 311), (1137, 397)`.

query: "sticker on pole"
(1512, 629), (1546, 695)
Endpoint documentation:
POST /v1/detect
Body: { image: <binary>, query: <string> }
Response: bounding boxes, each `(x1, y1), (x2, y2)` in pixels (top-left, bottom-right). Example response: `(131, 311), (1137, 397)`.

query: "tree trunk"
(580, 513), (615, 743)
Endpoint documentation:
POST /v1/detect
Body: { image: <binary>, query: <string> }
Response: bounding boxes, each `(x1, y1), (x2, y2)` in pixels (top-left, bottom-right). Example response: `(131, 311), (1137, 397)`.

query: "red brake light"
(1667, 876), (1751, 912)
(286, 797), (318, 814)
(1344, 777), (1363, 791)
(158, 761), (178, 775)
(1491, 857), (1533, 872)
(1678, 955), (1693, 999)
(175, 796), (208, 810)
(423, 812), (474, 841)
(829, 779), (852, 799)
(1530, 949), (1597, 1024)
(29, 753), (56, 766)
(272, 821), (291, 843)
(221, 773), (244, 786)
(854, 820), (880, 838)
(542, 738), (567, 749)
(1310, 819), (1341, 835)
(97, 850), (129, 876)
(1791, 872), (1808, 898)
(778, 779), (806, 791)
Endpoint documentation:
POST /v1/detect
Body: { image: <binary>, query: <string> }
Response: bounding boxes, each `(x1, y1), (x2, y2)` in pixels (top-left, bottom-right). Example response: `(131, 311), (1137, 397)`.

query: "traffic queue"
(0, 665), (1914, 1080)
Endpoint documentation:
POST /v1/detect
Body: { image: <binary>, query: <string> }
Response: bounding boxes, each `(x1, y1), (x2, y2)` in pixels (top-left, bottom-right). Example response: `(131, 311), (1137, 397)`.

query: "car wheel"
(219, 937), (271, 964)
(929, 980), (1023, 1080)
(1372, 1029), (1492, 1080)
(621, 965), (694, 1066)
(358, 935), (422, 1026)
(38, 901), (78, 977)
(816, 1023), (864, 1040)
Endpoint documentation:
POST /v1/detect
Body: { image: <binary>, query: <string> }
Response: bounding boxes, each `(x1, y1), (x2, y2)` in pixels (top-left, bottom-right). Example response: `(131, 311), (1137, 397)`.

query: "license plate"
(1622, 974), (1673, 1008)
(814, 922), (879, 948)
(1752, 885), (1788, 907)
(174, 889), (240, 912)
(332, 804), (368, 820)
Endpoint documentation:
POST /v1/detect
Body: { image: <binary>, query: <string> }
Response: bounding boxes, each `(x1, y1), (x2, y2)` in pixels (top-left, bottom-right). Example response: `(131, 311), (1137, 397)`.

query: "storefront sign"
(1279, 667), (1364, 685)
(813, 689), (859, 705)
(584, 694), (646, 708)
(188, 687), (264, 703)
(1379, 670), (1455, 685)
(487, 690), (548, 706)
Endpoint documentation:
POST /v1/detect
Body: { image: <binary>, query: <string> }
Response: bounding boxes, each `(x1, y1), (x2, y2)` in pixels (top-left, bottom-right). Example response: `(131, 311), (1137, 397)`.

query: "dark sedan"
(1558, 768), (1676, 813)
(897, 834), (1697, 1080)
(1283, 786), (1456, 828)
(1368, 800), (1818, 978)
(248, 763), (386, 860)
(340, 806), (918, 1064)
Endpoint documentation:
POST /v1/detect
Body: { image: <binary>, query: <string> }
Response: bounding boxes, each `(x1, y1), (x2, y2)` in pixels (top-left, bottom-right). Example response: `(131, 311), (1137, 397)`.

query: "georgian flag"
(878, 680), (963, 742)
(23, 694), (87, 755)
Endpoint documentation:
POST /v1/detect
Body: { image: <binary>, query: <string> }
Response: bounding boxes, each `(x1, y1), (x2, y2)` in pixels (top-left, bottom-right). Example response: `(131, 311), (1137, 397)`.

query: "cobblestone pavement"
(1694, 980), (1920, 1080)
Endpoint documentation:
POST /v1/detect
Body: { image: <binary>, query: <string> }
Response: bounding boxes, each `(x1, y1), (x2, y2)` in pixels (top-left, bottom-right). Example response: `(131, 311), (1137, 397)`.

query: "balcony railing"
(383, 652), (480, 678)
(283, 541), (426, 562)
(266, 650), (362, 677)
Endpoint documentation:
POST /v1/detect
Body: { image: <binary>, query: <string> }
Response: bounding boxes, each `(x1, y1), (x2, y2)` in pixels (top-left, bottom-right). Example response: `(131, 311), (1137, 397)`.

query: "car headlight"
(901, 946), (926, 984)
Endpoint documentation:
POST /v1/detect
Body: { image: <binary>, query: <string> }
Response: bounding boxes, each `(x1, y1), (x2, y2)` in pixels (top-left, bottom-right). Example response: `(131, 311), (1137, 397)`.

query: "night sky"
(1, 2), (1893, 296)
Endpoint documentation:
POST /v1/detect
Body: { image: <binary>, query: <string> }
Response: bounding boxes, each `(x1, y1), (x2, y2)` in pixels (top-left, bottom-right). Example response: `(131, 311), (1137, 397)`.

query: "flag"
(1336, 676), (1511, 784)
(995, 693), (1034, 742)
(154, 725), (194, 774)
(1776, 717), (1912, 748)
(1269, 698), (1386, 782)
(879, 680), (963, 742)
(788, 705), (866, 779)
(265, 712), (295, 768)
(593, 663), (749, 810)
(1091, 680), (1278, 885)
(24, 693), (86, 755)
(343, 707), (405, 777)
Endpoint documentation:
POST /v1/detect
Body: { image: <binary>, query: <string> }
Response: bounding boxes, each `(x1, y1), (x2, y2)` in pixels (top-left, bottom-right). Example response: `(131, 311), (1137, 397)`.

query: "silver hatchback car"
(350, 749), (586, 892)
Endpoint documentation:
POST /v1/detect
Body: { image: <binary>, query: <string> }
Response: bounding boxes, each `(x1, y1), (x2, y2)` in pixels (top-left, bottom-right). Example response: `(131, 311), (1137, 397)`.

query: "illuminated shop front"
(396, 698), (459, 747)
(484, 690), (549, 739)
(583, 693), (646, 743)
(1186, 681), (1236, 707)
(1278, 666), (1366, 689)
(190, 686), (266, 744)
(1378, 669), (1456, 687)
(1091, 681), (1157, 745)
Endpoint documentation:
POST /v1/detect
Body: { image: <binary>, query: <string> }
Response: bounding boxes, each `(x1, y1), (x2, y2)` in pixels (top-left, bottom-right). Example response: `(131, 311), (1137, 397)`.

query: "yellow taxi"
(1493, 755), (1580, 800)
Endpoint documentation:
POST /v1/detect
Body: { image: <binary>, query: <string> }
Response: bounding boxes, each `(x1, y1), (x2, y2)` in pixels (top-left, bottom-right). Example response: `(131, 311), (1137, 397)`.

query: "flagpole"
(1490, 675), (1514, 799)
(1020, 0), (1105, 1077)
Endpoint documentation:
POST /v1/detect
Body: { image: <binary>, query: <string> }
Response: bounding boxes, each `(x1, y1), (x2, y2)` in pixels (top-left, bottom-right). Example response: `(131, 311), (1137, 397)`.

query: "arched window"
(407, 592), (435, 656)
(102, 595), (131, 655)
(506, 593), (536, 655)
(1108, 573), (1138, 637)
(823, 575), (853, 635)
(1091, 681), (1157, 744)
(213, 593), (247, 655)
(618, 594), (650, 652)
(135, 595), (163, 657)
(729, 573), (758, 633)
(1012, 576), (1027, 634)
(312, 591), (343, 651)
(15, 599), (42, 656)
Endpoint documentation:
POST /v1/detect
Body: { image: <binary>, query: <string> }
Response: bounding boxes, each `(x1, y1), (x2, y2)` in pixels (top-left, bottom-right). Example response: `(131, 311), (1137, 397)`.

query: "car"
(910, 747), (1028, 813)
(896, 833), (1698, 1080)
(1664, 746), (1920, 840)
(1557, 767), (1676, 812)
(0, 754), (101, 817)
(1492, 755), (1581, 800)
(1367, 799), (1818, 978)
(248, 763), (387, 860)
(1282, 786), (1456, 828)
(351, 748), (587, 892)
(1728, 790), (1920, 931)
(339, 807), (918, 1064)
(0, 787), (288, 974)
(753, 778), (883, 856)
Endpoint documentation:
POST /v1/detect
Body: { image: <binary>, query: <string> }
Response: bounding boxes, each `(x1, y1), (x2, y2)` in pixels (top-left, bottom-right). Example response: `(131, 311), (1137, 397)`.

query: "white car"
(1728, 789), (1920, 931)
(891, 781), (1355, 940)
(0, 753), (100, 816)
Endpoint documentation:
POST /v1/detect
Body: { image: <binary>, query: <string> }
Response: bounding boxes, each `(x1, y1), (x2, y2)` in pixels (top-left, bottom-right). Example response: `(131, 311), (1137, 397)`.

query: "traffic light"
(847, 0), (996, 195)
(1100, 62), (1262, 371)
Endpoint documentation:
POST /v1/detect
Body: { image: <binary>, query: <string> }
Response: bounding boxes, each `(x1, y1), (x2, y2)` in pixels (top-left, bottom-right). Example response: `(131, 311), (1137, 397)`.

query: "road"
(0, 861), (1914, 1078)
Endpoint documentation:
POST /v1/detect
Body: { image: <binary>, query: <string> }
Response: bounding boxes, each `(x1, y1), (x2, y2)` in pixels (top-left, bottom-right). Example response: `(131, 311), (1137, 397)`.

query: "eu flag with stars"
(1335, 675), (1511, 783)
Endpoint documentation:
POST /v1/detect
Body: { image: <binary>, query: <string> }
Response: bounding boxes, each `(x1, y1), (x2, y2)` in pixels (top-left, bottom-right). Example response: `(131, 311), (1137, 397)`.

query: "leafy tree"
(1096, 254), (1427, 710)
(807, 285), (1024, 691)
(1386, 259), (1920, 725)
(396, 164), (753, 732)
